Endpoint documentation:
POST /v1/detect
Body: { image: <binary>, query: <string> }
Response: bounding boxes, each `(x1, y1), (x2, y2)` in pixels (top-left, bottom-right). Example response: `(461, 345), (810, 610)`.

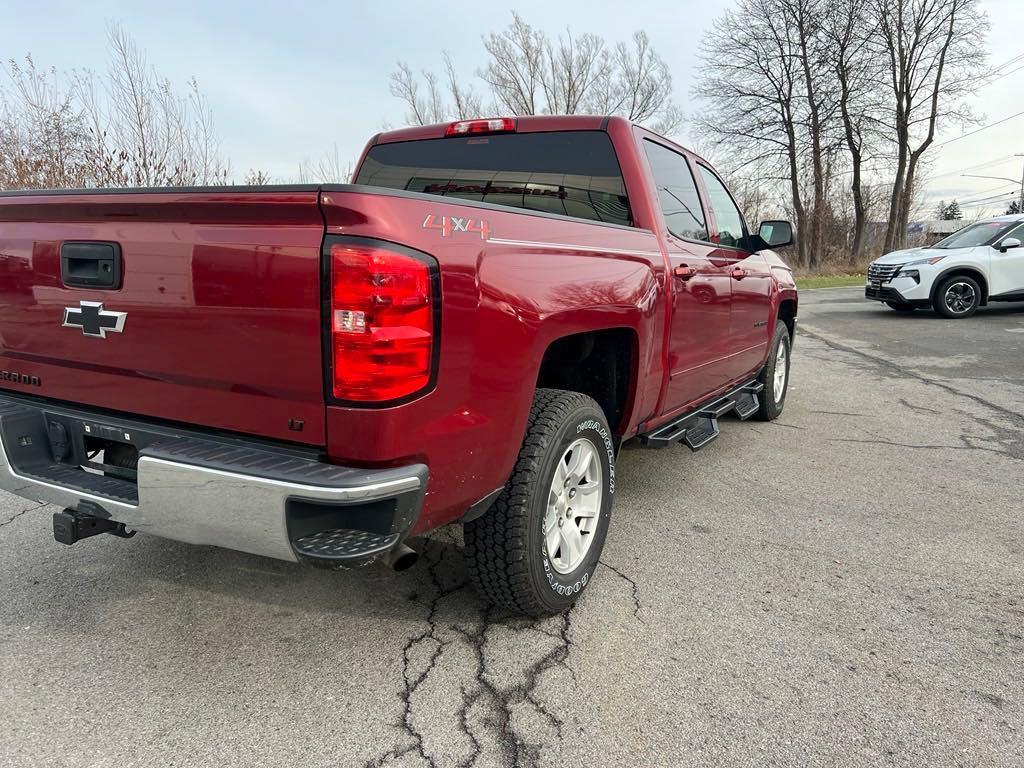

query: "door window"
(1001, 223), (1024, 243)
(642, 140), (708, 241)
(697, 166), (746, 249)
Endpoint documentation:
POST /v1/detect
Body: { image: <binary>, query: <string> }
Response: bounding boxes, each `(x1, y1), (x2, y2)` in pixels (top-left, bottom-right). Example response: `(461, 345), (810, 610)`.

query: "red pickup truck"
(0, 116), (797, 616)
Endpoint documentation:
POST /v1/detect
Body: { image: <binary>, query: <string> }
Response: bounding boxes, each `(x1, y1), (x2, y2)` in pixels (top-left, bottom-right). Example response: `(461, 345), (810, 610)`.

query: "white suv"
(866, 214), (1024, 318)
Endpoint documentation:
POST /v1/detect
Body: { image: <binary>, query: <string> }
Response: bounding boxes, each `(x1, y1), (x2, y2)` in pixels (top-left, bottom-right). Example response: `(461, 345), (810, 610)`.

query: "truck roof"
(373, 115), (614, 145)
(368, 113), (711, 168)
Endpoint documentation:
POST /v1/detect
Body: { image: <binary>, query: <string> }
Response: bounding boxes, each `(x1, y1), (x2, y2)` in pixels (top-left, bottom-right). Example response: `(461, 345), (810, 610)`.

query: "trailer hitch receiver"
(52, 507), (136, 546)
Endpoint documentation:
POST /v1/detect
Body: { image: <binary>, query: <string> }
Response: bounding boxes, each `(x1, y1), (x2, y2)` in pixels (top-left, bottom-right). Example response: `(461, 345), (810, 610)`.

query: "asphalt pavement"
(1, 288), (1022, 767)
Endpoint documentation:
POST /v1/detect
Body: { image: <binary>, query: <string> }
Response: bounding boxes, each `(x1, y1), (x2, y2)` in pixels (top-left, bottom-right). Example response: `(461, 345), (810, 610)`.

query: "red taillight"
(330, 243), (435, 402)
(445, 117), (517, 137)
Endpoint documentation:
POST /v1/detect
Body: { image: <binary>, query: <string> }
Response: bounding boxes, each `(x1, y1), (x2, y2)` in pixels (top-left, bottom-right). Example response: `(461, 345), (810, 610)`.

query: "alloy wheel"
(944, 282), (977, 315)
(773, 341), (788, 403)
(544, 438), (603, 574)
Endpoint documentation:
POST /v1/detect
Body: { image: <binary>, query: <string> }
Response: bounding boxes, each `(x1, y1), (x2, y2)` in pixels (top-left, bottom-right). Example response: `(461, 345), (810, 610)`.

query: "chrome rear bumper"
(0, 397), (426, 563)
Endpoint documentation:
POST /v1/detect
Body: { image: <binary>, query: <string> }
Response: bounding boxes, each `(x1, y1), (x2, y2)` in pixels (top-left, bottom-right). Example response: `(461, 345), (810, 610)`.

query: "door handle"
(673, 264), (697, 280)
(731, 266), (747, 280)
(61, 242), (122, 289)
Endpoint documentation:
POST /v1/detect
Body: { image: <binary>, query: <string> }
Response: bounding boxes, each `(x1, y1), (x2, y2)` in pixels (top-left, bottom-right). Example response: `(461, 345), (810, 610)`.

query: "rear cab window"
(355, 131), (632, 227)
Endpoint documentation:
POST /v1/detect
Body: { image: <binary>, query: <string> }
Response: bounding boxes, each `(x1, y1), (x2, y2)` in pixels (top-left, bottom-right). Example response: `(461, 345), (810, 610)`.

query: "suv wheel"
(755, 321), (791, 421)
(934, 275), (981, 319)
(464, 389), (614, 617)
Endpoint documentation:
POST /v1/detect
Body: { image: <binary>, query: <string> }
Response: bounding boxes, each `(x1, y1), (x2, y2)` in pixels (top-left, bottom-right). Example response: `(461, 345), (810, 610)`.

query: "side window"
(642, 140), (708, 241)
(697, 166), (746, 249)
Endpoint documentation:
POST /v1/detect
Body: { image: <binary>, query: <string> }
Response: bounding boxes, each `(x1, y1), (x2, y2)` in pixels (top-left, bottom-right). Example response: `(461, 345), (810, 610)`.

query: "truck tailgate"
(0, 189), (327, 446)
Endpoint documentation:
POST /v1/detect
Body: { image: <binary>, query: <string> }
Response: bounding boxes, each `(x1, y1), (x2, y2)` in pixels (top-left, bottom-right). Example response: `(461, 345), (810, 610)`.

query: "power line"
(930, 155), (1018, 180)
(935, 109), (1024, 148)
(961, 186), (1018, 204)
(928, 189), (1016, 208)
(959, 196), (1017, 209)
(943, 52), (1024, 95)
(957, 189), (1017, 207)
(986, 51), (1024, 77)
(926, 182), (1018, 204)
(984, 62), (1024, 85)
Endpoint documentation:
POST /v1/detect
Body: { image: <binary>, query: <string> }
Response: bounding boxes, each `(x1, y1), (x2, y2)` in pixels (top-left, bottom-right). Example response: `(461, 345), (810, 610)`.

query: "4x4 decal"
(422, 213), (490, 240)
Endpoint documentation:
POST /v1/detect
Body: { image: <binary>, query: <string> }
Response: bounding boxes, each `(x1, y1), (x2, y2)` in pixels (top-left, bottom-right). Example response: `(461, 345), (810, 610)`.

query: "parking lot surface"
(1, 288), (1022, 767)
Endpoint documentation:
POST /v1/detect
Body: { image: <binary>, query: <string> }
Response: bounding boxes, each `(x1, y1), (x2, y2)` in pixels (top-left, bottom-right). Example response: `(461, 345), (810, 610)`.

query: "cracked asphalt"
(2, 287), (1023, 767)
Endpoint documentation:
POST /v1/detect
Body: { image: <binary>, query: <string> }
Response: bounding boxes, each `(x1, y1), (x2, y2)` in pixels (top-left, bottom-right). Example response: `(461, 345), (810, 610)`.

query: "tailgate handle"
(61, 242), (122, 290)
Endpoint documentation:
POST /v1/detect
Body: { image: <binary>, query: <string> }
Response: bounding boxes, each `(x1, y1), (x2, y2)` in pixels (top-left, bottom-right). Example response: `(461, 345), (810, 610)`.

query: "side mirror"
(998, 237), (1021, 253)
(758, 220), (794, 249)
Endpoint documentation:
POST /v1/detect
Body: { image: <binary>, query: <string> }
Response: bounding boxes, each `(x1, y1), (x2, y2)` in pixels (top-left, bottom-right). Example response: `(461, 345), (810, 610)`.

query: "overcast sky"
(6, 0), (1023, 215)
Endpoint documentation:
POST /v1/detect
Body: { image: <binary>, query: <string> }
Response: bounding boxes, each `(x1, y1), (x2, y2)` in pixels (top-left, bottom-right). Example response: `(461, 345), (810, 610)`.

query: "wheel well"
(778, 299), (796, 338)
(932, 268), (989, 305)
(536, 329), (635, 434)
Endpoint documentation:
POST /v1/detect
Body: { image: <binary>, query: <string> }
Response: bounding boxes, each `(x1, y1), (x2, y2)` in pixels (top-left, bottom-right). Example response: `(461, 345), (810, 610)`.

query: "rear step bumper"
(0, 397), (426, 565)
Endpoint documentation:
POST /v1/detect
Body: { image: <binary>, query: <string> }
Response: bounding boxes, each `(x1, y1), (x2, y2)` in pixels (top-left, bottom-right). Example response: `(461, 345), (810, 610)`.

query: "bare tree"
(873, 0), (987, 251)
(824, 0), (883, 261)
(543, 30), (608, 115)
(297, 145), (353, 183)
(589, 32), (683, 135)
(481, 13), (547, 115)
(443, 53), (484, 120)
(389, 62), (447, 126)
(390, 13), (682, 135)
(695, 0), (987, 269)
(244, 169), (273, 185)
(0, 56), (92, 189)
(95, 23), (228, 186)
(791, 0), (839, 269)
(1, 24), (231, 191)
(693, 0), (815, 265)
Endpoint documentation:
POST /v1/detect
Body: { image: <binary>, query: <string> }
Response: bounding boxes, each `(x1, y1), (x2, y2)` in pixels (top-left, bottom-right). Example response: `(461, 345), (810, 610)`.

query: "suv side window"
(1004, 223), (1024, 242)
(642, 140), (708, 241)
(697, 166), (746, 249)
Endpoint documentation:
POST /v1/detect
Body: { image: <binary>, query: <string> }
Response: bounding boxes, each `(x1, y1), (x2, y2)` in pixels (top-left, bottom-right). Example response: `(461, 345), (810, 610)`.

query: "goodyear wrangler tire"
(464, 389), (614, 617)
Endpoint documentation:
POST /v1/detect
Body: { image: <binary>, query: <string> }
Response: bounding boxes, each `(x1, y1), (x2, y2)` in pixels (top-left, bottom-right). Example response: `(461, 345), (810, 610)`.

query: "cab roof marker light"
(445, 118), (517, 137)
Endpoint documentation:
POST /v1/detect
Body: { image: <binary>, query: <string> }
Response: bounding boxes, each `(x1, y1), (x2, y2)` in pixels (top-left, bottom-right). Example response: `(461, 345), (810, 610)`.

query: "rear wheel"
(934, 275), (981, 319)
(464, 389), (614, 617)
(755, 322), (791, 421)
(886, 301), (916, 312)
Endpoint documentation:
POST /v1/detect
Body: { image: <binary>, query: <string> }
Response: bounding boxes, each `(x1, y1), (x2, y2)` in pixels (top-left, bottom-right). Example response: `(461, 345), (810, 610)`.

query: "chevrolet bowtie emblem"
(62, 301), (127, 338)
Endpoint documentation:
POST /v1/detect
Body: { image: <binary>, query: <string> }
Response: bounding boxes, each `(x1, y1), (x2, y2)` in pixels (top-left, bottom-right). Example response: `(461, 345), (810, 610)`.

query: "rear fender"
(480, 253), (663, 444)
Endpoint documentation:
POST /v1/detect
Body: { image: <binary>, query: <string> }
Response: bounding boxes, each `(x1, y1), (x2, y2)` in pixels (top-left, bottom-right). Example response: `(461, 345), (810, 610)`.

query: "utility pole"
(962, 155), (1024, 213)
(1016, 154), (1024, 212)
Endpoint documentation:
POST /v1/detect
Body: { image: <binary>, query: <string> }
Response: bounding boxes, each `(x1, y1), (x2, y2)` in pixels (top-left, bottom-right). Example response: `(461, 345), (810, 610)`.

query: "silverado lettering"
(0, 115), (797, 617)
(0, 370), (41, 387)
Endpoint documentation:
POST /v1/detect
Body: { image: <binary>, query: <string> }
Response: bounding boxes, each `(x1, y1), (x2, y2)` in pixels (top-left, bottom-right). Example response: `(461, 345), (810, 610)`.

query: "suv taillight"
(329, 240), (436, 402)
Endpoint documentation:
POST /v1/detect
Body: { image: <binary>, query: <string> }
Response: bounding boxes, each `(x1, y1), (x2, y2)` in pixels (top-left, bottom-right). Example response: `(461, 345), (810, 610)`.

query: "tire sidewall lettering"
(542, 547), (591, 595)
(575, 419), (615, 494)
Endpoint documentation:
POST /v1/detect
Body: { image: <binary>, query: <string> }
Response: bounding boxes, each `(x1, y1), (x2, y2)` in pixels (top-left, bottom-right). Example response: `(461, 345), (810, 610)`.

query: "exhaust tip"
(383, 543), (418, 572)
